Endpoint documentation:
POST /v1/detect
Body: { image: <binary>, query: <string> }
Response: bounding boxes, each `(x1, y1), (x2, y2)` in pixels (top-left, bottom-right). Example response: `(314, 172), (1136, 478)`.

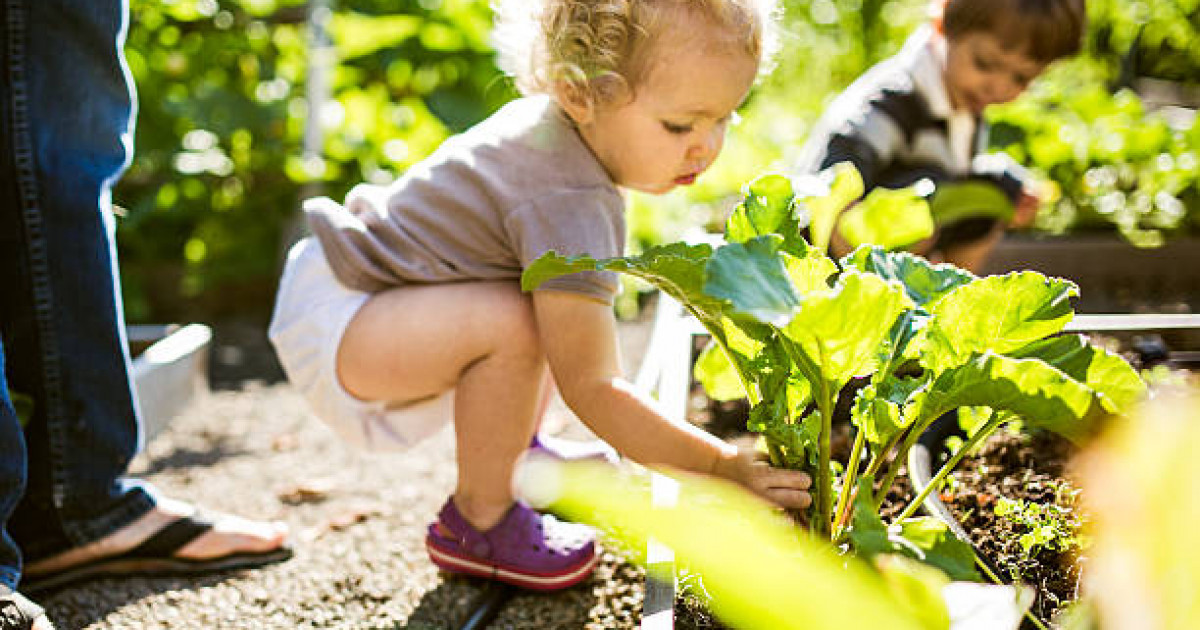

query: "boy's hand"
(1010, 191), (1039, 228)
(713, 446), (812, 510)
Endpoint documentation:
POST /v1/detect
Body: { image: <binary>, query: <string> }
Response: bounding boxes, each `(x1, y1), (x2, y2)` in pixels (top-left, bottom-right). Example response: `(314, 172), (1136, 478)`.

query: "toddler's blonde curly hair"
(492, 0), (779, 105)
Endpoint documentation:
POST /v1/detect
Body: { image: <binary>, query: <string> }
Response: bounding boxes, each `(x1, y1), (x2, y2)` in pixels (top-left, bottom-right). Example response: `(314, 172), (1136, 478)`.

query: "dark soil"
(941, 430), (1082, 627)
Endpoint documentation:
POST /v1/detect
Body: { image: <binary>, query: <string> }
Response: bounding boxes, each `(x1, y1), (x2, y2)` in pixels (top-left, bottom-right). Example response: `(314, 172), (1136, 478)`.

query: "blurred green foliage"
(114, 0), (1199, 322)
(116, 0), (511, 322)
(988, 59), (1199, 247)
(1088, 0), (1200, 83)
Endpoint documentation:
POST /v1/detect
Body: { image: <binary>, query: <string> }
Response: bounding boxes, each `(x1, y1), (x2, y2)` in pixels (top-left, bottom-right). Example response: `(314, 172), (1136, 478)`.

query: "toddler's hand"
(714, 446), (812, 510)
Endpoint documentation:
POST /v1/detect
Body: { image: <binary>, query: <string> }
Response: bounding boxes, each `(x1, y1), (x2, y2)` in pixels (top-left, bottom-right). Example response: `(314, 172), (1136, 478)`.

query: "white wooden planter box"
(128, 323), (212, 443)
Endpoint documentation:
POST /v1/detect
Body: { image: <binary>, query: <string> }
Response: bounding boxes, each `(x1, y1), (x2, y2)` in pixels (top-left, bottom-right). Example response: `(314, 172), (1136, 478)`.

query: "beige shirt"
(306, 95), (625, 303)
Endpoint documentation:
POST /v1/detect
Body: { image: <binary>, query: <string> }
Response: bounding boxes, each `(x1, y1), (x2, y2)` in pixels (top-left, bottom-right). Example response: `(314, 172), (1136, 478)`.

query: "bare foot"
(23, 497), (288, 578)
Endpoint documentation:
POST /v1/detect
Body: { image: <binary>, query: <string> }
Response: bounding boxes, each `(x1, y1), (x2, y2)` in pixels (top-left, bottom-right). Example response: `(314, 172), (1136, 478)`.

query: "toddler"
(795, 0), (1085, 271)
(269, 0), (810, 591)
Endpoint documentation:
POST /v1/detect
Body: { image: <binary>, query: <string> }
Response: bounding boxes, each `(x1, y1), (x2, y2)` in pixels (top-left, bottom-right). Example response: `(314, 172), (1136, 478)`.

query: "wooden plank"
(1065, 313), (1200, 332)
(675, 312), (1200, 335)
(636, 293), (691, 630)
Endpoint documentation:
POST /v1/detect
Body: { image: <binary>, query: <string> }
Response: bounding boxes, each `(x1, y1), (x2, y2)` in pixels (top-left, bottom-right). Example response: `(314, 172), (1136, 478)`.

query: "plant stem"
(814, 379), (834, 539)
(863, 426), (903, 479)
(974, 553), (1049, 630)
(706, 331), (782, 467)
(767, 441), (786, 468)
(832, 425), (867, 531)
(894, 412), (1004, 523)
(873, 407), (957, 512)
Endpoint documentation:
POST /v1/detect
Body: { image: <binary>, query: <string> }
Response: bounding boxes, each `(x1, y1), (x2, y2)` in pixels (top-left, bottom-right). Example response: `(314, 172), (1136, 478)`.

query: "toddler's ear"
(555, 80), (595, 126)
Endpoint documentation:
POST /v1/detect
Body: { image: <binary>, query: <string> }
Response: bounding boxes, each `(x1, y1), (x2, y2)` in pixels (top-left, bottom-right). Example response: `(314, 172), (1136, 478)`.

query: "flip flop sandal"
(425, 498), (598, 591)
(19, 512), (292, 594)
(0, 589), (46, 630)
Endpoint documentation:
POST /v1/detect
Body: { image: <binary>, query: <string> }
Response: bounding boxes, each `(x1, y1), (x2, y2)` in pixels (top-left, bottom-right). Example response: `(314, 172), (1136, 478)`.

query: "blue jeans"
(0, 0), (155, 590)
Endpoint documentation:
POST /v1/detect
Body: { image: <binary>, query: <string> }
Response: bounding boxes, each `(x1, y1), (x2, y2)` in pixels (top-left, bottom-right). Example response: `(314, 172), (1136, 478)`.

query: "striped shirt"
(796, 26), (1023, 204)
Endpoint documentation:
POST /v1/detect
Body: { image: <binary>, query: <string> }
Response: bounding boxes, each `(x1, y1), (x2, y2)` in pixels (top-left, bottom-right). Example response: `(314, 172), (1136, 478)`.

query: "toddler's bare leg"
(337, 281), (546, 532)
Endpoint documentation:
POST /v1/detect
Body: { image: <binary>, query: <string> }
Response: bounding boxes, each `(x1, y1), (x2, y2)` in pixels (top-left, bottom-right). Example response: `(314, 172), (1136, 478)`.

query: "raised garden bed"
(981, 234), (1200, 316)
(908, 333), (1200, 628)
(631, 289), (1198, 630)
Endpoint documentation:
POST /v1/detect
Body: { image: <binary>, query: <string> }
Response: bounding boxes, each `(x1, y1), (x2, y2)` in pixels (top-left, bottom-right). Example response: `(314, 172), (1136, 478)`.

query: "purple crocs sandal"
(425, 498), (599, 591)
(527, 433), (618, 465)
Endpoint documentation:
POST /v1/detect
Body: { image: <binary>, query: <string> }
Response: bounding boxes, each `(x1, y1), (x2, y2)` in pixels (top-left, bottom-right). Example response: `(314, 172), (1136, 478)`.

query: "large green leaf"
(841, 246), (976, 308)
(837, 185), (935, 251)
(798, 162), (864, 255)
(1010, 335), (1147, 413)
(726, 174), (796, 243)
(894, 517), (981, 581)
(848, 475), (891, 557)
(783, 249), (838, 296)
(908, 352), (1099, 443)
(780, 272), (914, 388)
(923, 272), (1078, 373)
(853, 385), (905, 460)
(705, 236), (800, 328)
(694, 341), (748, 402)
(851, 481), (979, 582)
(872, 556), (955, 630)
(929, 180), (1014, 226)
(853, 377), (925, 458)
(521, 242), (726, 325)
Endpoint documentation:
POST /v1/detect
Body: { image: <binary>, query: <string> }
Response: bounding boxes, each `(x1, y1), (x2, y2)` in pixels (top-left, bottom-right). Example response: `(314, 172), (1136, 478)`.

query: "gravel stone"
(33, 315), (657, 629)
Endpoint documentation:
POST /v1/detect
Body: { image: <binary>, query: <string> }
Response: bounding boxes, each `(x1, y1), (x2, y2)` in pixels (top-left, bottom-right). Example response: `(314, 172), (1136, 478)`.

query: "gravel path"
(35, 314), (656, 629)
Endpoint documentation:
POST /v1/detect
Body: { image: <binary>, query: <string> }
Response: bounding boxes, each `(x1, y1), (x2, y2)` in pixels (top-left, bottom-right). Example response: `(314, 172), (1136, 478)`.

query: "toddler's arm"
(532, 290), (811, 510)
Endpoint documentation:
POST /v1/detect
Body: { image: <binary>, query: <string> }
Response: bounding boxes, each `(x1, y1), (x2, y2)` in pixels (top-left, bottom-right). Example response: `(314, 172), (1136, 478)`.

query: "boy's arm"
(531, 290), (811, 509)
(970, 152), (1039, 227)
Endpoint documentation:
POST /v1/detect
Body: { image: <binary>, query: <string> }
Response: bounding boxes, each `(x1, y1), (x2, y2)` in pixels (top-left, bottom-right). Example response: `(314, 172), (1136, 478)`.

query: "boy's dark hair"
(943, 0), (1085, 63)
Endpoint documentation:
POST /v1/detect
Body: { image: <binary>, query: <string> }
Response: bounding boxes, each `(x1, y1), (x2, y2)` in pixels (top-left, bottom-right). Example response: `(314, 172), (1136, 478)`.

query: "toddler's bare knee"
(486, 283), (544, 362)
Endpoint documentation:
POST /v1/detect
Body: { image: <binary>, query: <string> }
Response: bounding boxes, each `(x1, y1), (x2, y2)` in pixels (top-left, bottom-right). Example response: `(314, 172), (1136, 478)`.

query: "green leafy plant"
(987, 61), (1200, 247)
(117, 0), (509, 322)
(1086, 0), (1200, 84)
(520, 458), (1030, 630)
(994, 484), (1087, 566)
(523, 164), (1145, 581)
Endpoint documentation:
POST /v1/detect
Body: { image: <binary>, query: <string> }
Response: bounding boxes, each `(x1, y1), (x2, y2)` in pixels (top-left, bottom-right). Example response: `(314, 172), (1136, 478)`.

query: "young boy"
(795, 0), (1085, 272)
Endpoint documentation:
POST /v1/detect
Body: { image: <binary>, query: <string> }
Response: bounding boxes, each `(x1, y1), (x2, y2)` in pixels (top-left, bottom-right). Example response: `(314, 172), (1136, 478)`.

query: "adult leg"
(0, 342), (26, 592)
(0, 0), (284, 582)
(0, 6), (58, 625)
(338, 281), (547, 531)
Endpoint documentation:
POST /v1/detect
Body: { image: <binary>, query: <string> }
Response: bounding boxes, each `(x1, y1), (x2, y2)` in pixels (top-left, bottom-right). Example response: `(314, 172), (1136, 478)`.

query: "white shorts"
(268, 238), (453, 451)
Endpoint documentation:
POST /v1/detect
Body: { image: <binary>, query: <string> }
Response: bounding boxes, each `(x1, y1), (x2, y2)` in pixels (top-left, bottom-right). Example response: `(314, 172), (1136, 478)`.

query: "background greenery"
(115, 0), (1199, 323)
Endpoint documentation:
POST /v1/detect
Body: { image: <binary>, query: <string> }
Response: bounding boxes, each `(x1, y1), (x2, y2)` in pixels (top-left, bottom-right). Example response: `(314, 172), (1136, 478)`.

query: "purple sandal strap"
(437, 500), (493, 558)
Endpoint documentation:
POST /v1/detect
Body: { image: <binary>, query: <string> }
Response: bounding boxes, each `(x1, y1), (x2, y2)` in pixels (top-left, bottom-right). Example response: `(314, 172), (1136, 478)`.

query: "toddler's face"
(944, 30), (1047, 115)
(570, 28), (759, 194)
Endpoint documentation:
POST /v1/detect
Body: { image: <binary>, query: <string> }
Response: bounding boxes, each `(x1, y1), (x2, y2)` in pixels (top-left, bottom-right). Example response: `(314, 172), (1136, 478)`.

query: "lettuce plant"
(522, 165), (1144, 576)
